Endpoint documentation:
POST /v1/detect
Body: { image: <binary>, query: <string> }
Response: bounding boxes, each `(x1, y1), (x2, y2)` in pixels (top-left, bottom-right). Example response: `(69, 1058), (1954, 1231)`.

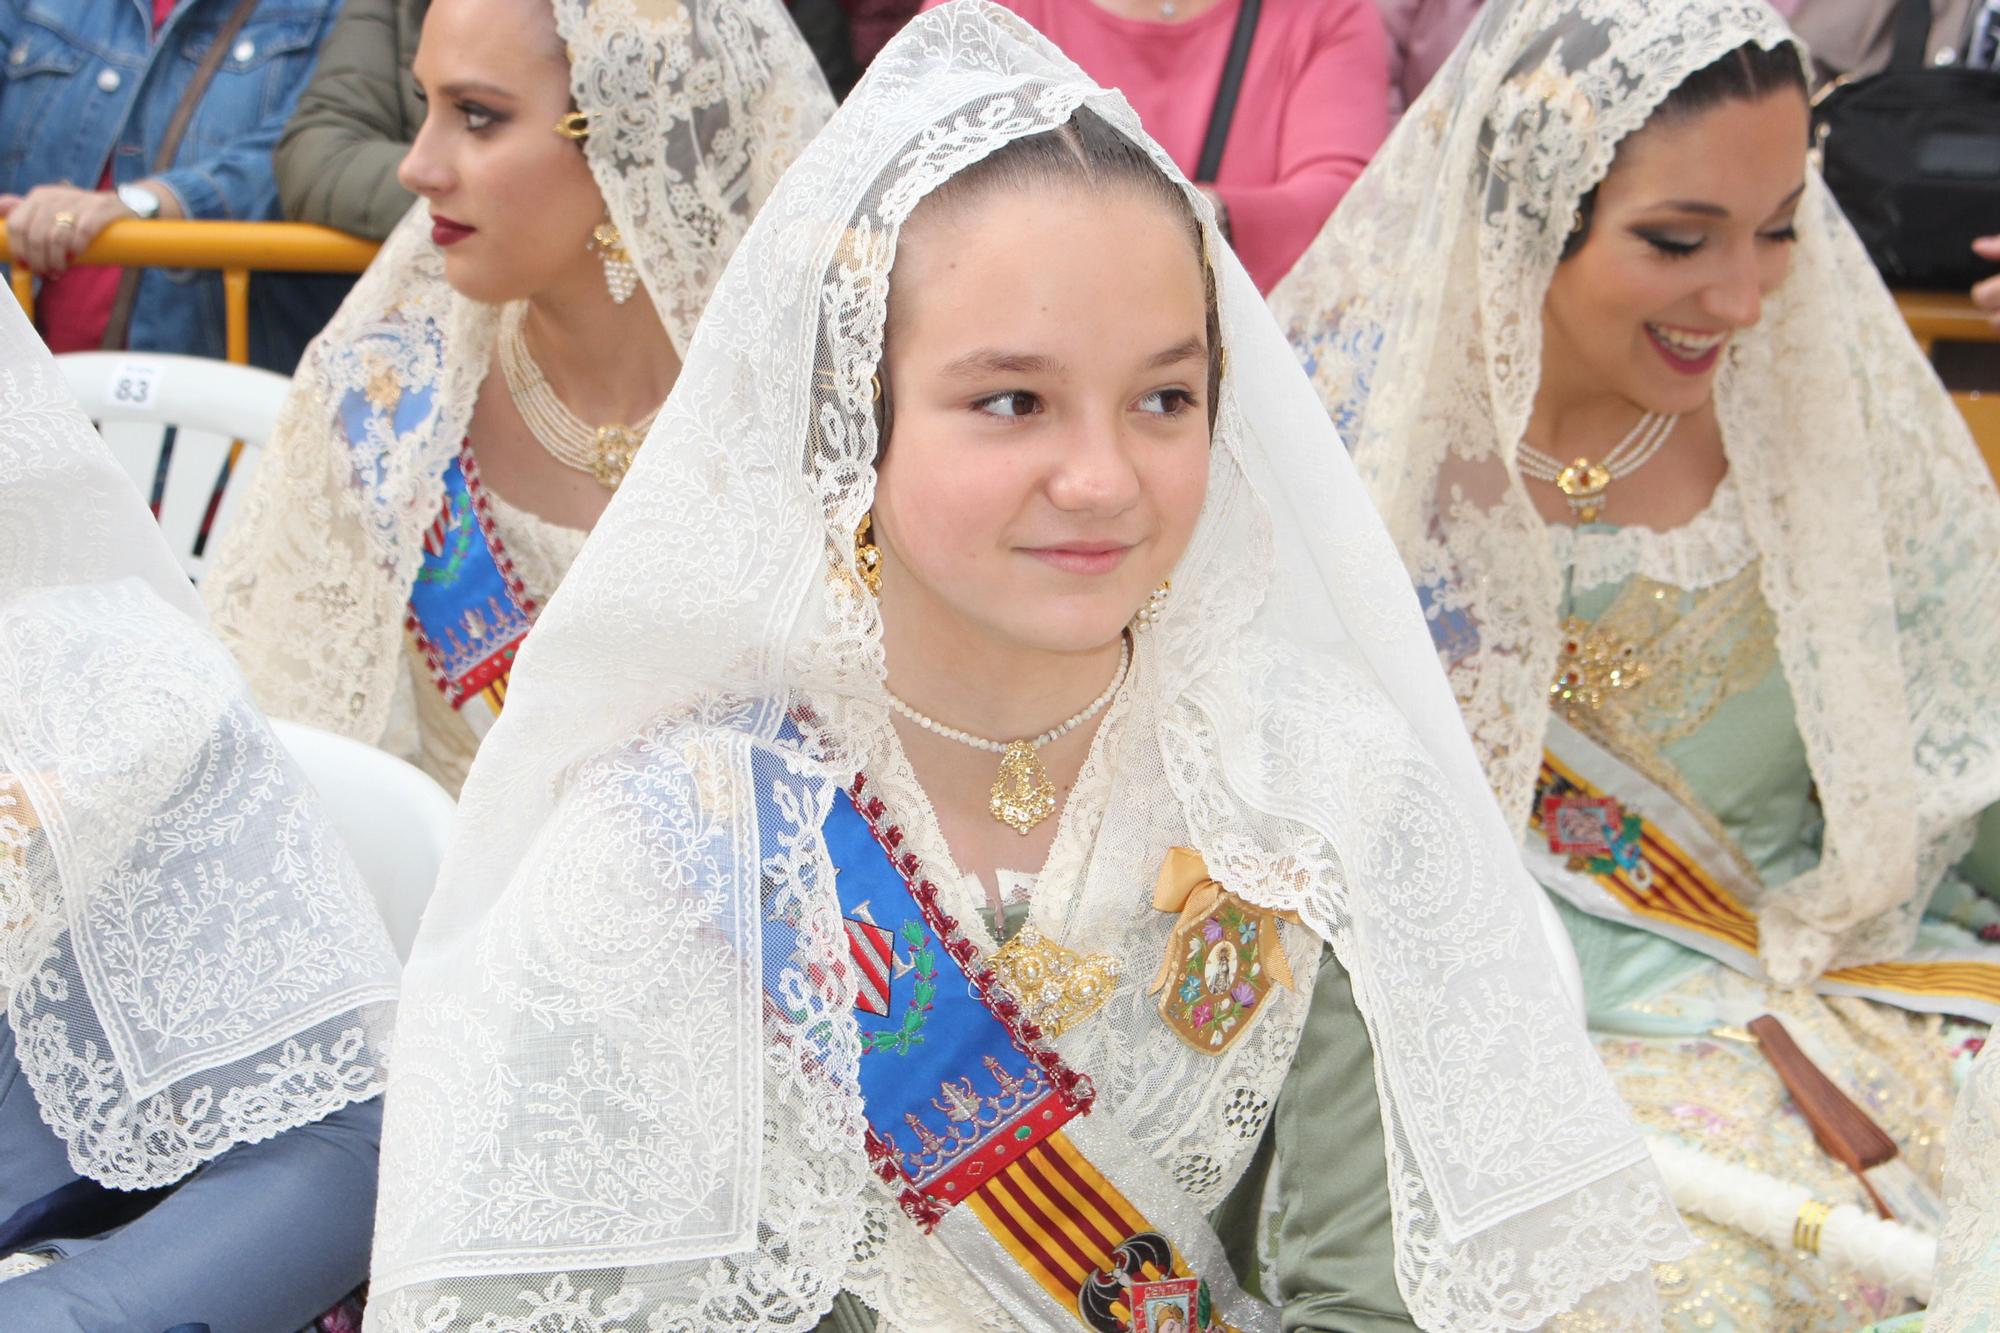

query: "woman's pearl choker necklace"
(886, 636), (1131, 836)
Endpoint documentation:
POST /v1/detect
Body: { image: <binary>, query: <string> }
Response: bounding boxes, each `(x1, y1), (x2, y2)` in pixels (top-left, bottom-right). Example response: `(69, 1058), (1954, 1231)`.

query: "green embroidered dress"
(1543, 479), (1998, 1329)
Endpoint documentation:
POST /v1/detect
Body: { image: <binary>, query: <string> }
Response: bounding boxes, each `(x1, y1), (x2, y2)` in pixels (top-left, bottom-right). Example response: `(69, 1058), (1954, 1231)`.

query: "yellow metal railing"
(1896, 290), (2000, 484)
(3, 220), (377, 365)
(3, 224), (1995, 480)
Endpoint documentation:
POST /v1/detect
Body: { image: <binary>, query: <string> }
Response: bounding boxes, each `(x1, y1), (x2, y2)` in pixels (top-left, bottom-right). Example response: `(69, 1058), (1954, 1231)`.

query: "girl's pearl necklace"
(886, 637), (1131, 835)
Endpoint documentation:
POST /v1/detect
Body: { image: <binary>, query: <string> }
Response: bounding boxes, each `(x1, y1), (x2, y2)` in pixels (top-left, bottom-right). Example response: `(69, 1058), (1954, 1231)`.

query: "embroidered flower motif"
(1191, 1000), (1214, 1030)
(1201, 917), (1224, 944)
(1178, 978), (1202, 1006)
(1231, 982), (1257, 1009)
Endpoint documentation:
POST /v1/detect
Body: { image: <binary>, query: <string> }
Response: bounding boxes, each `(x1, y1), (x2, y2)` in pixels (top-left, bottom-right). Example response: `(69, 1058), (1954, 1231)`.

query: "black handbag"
(1812, 0), (2000, 290)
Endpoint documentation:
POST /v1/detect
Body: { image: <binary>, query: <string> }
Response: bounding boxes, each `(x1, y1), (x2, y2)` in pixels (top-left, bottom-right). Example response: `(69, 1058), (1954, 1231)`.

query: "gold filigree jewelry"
(854, 513), (883, 596)
(1550, 614), (1648, 714)
(990, 741), (1057, 834)
(886, 637), (1131, 836)
(553, 111), (590, 140)
(1517, 412), (1679, 522)
(497, 303), (660, 489)
(589, 221), (638, 305)
(989, 924), (1119, 1036)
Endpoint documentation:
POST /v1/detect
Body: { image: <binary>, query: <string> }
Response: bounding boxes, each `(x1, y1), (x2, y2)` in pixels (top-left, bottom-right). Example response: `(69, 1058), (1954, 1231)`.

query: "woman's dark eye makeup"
(1635, 221), (1800, 259)
(408, 84), (504, 133)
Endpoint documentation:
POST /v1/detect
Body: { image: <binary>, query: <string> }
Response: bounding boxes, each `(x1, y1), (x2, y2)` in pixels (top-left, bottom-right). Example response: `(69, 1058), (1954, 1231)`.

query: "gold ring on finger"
(52, 212), (78, 231)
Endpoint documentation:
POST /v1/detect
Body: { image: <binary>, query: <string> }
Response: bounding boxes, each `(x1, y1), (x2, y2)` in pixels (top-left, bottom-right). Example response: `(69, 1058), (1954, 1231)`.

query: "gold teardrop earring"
(854, 513), (883, 596)
(590, 221), (638, 305)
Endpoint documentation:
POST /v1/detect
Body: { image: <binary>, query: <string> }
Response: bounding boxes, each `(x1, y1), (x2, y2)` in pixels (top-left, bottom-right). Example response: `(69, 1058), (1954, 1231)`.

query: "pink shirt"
(928, 0), (1389, 291)
(1373, 0), (1483, 122)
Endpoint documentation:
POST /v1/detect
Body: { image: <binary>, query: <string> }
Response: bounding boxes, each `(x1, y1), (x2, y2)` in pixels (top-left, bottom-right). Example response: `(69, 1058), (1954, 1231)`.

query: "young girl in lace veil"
(363, 4), (1689, 1330)
(1273, 0), (2000, 1322)
(0, 300), (400, 1327)
(204, 0), (833, 794)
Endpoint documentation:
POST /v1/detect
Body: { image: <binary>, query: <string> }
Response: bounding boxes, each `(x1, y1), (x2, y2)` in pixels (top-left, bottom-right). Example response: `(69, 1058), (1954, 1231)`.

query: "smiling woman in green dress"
(1275, 0), (2000, 1324)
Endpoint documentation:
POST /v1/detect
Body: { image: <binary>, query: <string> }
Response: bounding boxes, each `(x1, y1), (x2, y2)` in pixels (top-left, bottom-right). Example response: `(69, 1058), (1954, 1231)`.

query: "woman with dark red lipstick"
(204, 0), (834, 794)
(1276, 0), (2000, 1323)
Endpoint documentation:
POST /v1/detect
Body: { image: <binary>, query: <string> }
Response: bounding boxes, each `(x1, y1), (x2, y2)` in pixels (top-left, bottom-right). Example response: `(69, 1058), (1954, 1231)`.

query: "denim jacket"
(1, 0), (345, 369)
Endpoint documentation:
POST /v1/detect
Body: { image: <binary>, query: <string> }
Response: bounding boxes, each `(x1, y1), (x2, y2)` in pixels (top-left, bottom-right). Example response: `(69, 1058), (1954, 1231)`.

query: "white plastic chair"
(56, 352), (290, 584)
(271, 719), (454, 962)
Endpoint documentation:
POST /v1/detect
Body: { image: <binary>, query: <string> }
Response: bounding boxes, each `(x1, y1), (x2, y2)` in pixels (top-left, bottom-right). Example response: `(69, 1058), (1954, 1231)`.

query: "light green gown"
(1546, 508), (1999, 1331)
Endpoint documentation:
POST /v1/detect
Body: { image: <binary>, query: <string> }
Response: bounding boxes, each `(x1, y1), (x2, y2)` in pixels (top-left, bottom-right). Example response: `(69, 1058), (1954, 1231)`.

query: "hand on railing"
(2, 220), (379, 364)
(0, 183), (183, 278)
(1974, 236), (2000, 332)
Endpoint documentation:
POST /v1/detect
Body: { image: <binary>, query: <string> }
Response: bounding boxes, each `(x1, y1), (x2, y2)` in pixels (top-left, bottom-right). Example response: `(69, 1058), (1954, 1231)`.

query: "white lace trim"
(1928, 1040), (2000, 1330)
(483, 485), (589, 601)
(1545, 474), (1757, 592)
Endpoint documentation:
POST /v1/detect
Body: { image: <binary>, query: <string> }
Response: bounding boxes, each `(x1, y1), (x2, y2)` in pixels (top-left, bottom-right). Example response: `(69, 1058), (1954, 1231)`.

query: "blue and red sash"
(404, 445), (536, 736)
(818, 775), (1266, 1333)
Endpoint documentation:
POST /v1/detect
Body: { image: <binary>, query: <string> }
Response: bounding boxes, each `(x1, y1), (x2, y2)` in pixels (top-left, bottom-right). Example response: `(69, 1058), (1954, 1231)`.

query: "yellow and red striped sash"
(1533, 744), (2000, 1016)
(968, 1130), (1219, 1329)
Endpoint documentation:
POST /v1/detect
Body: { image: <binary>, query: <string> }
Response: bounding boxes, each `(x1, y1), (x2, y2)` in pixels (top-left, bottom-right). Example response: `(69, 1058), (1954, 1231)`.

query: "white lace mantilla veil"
(364, 3), (1686, 1329)
(203, 0), (834, 756)
(0, 299), (399, 1191)
(1270, 0), (2000, 986)
(1926, 1039), (2000, 1329)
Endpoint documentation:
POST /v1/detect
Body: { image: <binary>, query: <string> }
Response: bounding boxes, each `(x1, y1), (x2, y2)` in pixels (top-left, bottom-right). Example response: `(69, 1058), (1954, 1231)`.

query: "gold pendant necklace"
(496, 303), (661, 490)
(1517, 412), (1679, 522)
(886, 638), (1131, 836)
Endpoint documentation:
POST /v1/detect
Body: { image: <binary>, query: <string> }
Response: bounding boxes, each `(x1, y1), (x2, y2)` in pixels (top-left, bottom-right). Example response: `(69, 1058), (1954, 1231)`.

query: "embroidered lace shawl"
(1271, 0), (2000, 985)
(363, 6), (1684, 1330)
(0, 299), (398, 1191)
(203, 0), (834, 771)
(1927, 1040), (2000, 1328)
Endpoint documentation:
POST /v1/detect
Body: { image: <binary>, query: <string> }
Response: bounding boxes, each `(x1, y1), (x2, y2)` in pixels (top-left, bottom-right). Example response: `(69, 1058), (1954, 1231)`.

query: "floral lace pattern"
(1273, 0), (2000, 986)
(0, 306), (398, 1190)
(1928, 1038), (2000, 1330)
(366, 4), (1684, 1329)
(1546, 476), (1757, 594)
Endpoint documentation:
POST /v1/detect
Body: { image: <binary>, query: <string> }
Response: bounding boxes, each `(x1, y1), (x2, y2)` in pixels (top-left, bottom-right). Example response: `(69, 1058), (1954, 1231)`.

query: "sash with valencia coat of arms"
(811, 775), (1277, 1333)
